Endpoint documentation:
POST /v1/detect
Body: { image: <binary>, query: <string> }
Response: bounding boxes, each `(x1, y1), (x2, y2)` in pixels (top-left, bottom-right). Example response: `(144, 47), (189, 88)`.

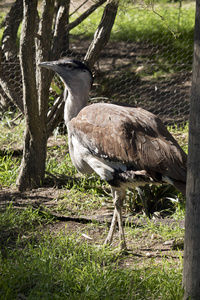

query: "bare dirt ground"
(0, 181), (185, 268)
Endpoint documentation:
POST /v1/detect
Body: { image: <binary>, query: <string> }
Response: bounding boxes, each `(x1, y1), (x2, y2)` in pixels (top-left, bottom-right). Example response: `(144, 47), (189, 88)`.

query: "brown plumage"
(69, 104), (186, 189)
(39, 58), (187, 250)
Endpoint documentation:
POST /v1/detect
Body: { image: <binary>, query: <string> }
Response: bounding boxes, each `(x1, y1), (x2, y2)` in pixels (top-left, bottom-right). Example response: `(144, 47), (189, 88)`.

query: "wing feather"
(68, 103), (187, 182)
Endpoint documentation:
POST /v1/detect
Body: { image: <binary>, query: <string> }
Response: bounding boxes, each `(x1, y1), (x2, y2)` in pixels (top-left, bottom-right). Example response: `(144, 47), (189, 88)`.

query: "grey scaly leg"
(104, 187), (127, 250)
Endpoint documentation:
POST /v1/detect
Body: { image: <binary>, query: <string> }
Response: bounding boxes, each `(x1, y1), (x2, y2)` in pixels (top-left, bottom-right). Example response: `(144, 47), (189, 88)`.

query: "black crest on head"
(58, 57), (93, 80)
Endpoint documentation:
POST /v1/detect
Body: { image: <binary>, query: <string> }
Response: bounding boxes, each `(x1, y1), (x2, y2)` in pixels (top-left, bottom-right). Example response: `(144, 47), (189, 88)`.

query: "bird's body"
(39, 58), (187, 250)
(68, 103), (186, 191)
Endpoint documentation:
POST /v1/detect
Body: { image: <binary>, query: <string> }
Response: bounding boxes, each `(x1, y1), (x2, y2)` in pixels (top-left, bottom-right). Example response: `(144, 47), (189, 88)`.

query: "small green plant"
(168, 122), (188, 154)
(0, 111), (24, 152)
(0, 153), (20, 187)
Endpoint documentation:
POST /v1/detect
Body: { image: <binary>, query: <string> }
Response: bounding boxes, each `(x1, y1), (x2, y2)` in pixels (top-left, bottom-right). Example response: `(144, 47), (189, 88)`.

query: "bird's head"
(39, 57), (93, 91)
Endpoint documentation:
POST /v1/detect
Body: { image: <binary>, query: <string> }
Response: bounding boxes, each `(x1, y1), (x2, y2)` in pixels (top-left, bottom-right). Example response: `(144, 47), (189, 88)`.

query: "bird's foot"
(119, 240), (127, 251)
(103, 238), (128, 252)
(103, 237), (112, 247)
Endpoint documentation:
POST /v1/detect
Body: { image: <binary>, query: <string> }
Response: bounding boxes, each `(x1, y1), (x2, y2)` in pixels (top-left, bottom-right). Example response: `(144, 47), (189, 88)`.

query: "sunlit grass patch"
(71, 2), (194, 75)
(71, 2), (194, 44)
(112, 3), (194, 42)
(0, 111), (24, 152)
(0, 153), (20, 187)
(168, 122), (188, 154)
(0, 205), (184, 300)
(50, 188), (106, 215)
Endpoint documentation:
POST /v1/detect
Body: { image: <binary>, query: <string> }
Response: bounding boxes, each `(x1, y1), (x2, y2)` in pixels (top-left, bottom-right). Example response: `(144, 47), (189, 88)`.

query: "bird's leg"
(114, 187), (127, 250)
(104, 206), (117, 246)
(104, 187), (127, 250)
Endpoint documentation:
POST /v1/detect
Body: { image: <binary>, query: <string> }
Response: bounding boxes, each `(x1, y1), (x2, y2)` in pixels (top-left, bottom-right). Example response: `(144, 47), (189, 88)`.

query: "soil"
(0, 182), (184, 267)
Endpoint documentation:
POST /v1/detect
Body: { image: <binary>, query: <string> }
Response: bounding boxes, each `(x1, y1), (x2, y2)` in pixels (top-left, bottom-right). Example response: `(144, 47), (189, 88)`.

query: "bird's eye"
(60, 63), (74, 69)
(65, 63), (74, 69)
(67, 63), (73, 68)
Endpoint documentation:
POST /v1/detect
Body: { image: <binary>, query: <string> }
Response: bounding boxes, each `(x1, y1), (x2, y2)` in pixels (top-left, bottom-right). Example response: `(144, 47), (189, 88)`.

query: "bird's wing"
(69, 103), (187, 182)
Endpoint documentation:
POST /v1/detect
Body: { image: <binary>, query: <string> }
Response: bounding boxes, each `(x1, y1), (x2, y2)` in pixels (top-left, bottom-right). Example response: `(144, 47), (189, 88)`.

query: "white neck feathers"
(64, 84), (90, 125)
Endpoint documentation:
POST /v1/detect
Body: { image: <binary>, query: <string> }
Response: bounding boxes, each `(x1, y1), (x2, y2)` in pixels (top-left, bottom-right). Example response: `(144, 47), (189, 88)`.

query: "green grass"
(0, 111), (24, 152)
(0, 112), (24, 187)
(71, 2), (195, 44)
(112, 3), (194, 42)
(71, 1), (194, 74)
(0, 205), (184, 300)
(0, 10), (5, 41)
(168, 122), (189, 154)
(0, 153), (20, 187)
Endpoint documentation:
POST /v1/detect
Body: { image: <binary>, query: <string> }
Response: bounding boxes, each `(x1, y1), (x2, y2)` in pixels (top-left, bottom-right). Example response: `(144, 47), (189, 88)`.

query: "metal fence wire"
(0, 0), (194, 127)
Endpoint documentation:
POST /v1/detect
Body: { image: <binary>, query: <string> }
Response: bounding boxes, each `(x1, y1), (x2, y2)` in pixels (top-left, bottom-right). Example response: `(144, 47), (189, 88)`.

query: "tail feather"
(172, 179), (186, 197)
(110, 169), (186, 197)
(114, 170), (156, 189)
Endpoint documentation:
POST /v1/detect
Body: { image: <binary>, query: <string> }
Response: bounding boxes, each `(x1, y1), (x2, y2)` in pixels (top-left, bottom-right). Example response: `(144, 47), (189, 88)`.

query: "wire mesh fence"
(90, 40), (191, 126)
(0, 0), (194, 128)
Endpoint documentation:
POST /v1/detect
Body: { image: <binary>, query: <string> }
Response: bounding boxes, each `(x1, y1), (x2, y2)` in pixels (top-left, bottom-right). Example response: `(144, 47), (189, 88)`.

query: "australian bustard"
(39, 58), (187, 250)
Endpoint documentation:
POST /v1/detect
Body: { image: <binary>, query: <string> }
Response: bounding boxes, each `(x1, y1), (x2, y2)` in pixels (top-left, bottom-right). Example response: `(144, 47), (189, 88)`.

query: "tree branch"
(66, 0), (106, 32)
(84, 0), (119, 69)
(35, 0), (55, 117)
(19, 0), (38, 122)
(1, 0), (23, 60)
(51, 0), (70, 58)
(0, 70), (24, 112)
(47, 93), (65, 137)
(0, 46), (23, 111)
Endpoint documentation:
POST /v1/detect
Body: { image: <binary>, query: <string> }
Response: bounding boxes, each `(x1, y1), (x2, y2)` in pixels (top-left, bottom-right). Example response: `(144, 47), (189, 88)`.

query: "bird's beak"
(38, 61), (56, 71)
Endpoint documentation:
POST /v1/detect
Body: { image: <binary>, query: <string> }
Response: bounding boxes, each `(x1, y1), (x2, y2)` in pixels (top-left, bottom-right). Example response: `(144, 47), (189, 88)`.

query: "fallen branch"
(37, 205), (185, 229)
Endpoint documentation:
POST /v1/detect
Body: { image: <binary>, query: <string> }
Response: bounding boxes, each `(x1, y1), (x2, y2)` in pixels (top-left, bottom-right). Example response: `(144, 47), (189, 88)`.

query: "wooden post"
(183, 0), (200, 298)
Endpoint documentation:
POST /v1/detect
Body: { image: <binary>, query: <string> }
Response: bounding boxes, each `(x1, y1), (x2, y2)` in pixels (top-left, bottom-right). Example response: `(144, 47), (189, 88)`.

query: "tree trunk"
(1, 0), (23, 60)
(182, 0), (200, 298)
(84, 0), (119, 69)
(16, 0), (47, 192)
(0, 0), (23, 111)
(17, 0), (70, 191)
(51, 0), (70, 58)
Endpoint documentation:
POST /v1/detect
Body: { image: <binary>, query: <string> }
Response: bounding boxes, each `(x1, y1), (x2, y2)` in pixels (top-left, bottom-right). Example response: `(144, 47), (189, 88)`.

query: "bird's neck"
(64, 85), (89, 125)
